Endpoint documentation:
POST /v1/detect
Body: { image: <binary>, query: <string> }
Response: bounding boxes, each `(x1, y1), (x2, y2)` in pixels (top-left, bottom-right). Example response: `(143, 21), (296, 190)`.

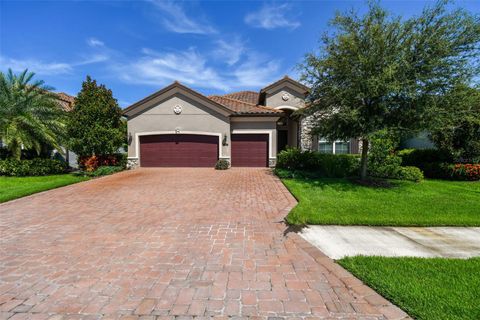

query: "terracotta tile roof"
(222, 91), (259, 104)
(208, 95), (283, 115)
(55, 92), (75, 111)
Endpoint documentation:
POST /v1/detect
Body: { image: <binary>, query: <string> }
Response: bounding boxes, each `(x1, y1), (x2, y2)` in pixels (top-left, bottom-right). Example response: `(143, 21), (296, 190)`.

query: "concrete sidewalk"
(300, 226), (480, 259)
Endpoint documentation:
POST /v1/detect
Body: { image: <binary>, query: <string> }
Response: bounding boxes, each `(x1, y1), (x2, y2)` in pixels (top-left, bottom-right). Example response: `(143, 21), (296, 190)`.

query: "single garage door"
(139, 134), (218, 167)
(231, 134), (269, 167)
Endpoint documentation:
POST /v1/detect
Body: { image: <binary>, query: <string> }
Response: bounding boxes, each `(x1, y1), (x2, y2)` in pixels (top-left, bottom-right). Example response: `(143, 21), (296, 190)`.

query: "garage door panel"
(231, 134), (268, 167)
(140, 134), (218, 167)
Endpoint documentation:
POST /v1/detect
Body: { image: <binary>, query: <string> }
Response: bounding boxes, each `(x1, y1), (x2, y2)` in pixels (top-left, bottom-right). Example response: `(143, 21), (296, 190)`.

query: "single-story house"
(123, 76), (360, 168)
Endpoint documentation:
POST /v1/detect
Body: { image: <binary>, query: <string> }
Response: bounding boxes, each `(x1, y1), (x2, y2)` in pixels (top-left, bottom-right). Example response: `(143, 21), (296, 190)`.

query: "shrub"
(368, 130), (405, 179)
(89, 166), (123, 177)
(397, 166), (424, 182)
(78, 154), (125, 171)
(276, 148), (315, 170)
(215, 159), (230, 170)
(276, 148), (360, 177)
(0, 158), (67, 176)
(446, 164), (480, 181)
(74, 165), (123, 177)
(399, 148), (453, 167)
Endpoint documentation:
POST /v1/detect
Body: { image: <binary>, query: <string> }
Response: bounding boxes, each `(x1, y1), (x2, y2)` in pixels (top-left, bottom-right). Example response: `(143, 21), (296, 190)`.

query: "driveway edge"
(288, 232), (411, 320)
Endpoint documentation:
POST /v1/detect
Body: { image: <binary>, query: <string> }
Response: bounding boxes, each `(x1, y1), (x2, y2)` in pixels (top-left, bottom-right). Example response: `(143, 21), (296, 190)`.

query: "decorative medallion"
(173, 104), (182, 114)
(282, 93), (290, 101)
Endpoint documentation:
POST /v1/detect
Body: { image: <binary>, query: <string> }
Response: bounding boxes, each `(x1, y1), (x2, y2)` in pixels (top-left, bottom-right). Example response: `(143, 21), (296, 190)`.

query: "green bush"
(276, 148), (360, 177)
(0, 158), (67, 176)
(215, 159), (230, 170)
(366, 130), (424, 182)
(397, 166), (424, 182)
(115, 153), (128, 169)
(74, 165), (123, 177)
(368, 130), (403, 177)
(399, 148), (453, 167)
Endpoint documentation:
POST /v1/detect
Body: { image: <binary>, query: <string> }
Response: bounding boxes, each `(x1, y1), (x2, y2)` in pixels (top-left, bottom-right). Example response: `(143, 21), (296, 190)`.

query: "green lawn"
(283, 178), (480, 226)
(0, 174), (90, 203)
(338, 256), (480, 320)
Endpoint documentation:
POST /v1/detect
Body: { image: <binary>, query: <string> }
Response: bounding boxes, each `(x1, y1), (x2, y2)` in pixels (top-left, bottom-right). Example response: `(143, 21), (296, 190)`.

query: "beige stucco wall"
(127, 93), (230, 159)
(230, 119), (278, 163)
(265, 87), (306, 110)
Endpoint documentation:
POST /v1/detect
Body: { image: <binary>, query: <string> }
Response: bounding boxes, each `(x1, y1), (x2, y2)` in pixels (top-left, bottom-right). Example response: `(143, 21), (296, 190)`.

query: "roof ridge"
(215, 95), (258, 106)
(224, 90), (258, 95)
(211, 95), (282, 113)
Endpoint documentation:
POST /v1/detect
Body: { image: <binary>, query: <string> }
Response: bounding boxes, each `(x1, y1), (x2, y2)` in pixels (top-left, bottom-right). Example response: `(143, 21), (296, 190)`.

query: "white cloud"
(232, 53), (281, 87)
(1, 37), (110, 76)
(149, 0), (216, 34)
(87, 37), (105, 48)
(212, 37), (245, 66)
(114, 47), (229, 90)
(112, 44), (282, 92)
(0, 56), (73, 75)
(75, 54), (109, 66)
(245, 3), (300, 30)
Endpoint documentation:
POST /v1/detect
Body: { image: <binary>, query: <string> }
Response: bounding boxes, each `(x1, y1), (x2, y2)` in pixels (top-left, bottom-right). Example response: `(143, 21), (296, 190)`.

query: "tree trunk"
(12, 144), (21, 160)
(360, 138), (369, 180)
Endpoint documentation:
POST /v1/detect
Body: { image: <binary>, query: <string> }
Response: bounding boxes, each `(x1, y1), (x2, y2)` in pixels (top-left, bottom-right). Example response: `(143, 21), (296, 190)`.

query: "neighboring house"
(0, 91), (78, 166)
(123, 76), (360, 168)
(53, 92), (80, 168)
(400, 131), (435, 149)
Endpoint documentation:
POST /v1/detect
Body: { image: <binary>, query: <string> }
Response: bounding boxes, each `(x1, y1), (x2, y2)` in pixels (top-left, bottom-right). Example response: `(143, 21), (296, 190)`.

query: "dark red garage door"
(231, 134), (269, 167)
(140, 134), (218, 167)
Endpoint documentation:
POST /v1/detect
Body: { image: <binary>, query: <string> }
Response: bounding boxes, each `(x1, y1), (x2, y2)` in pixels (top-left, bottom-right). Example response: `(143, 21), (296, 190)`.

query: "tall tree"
(300, 0), (480, 179)
(430, 85), (480, 159)
(0, 69), (66, 160)
(66, 76), (124, 157)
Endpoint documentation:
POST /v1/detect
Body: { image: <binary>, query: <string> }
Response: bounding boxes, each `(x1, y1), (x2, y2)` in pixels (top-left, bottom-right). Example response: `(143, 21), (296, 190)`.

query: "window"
(319, 141), (333, 154)
(318, 138), (350, 154)
(334, 141), (350, 154)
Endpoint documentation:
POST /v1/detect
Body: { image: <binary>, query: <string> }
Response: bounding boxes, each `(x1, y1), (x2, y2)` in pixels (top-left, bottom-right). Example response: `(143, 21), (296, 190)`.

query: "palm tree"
(0, 69), (66, 160)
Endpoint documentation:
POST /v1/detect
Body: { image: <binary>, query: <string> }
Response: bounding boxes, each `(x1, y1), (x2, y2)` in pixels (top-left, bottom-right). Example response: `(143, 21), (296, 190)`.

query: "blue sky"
(1, 0), (479, 107)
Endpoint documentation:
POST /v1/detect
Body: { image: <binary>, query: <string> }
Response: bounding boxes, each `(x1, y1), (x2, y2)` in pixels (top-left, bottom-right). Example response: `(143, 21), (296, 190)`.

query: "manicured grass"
(338, 256), (480, 320)
(283, 177), (480, 226)
(0, 174), (89, 203)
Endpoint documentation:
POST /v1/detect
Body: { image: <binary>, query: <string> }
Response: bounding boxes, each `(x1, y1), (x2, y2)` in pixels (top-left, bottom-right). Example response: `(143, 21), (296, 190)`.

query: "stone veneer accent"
(269, 158), (277, 167)
(299, 114), (316, 151)
(127, 158), (139, 169)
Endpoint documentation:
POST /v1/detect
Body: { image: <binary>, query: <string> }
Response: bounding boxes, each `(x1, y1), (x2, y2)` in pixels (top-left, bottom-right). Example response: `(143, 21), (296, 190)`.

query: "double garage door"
(139, 134), (268, 167)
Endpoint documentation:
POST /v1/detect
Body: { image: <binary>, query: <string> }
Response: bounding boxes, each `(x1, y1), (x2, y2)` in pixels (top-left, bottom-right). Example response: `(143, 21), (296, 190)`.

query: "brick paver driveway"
(0, 168), (407, 319)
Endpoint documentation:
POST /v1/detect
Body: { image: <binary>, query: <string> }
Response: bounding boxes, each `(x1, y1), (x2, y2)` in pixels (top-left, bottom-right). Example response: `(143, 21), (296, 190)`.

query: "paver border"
(271, 169), (411, 320)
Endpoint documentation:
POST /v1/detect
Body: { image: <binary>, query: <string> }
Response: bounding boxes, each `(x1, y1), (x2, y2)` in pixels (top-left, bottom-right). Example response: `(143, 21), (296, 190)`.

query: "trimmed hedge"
(276, 148), (360, 178)
(399, 149), (453, 167)
(399, 149), (479, 180)
(277, 148), (423, 181)
(0, 158), (67, 176)
(370, 164), (424, 182)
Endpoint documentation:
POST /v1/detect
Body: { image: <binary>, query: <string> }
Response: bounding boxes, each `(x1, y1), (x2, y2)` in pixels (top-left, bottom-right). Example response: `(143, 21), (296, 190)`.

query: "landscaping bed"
(338, 256), (480, 320)
(0, 174), (90, 203)
(283, 177), (480, 226)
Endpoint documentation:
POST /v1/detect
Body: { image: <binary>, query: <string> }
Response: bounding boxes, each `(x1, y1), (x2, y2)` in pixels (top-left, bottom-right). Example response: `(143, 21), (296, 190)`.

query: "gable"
(264, 87), (306, 110)
(260, 76), (309, 96)
(123, 82), (232, 119)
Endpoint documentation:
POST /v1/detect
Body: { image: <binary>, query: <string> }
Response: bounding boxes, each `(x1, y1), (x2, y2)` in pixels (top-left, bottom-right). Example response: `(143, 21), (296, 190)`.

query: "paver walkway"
(0, 168), (408, 319)
(301, 226), (480, 259)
